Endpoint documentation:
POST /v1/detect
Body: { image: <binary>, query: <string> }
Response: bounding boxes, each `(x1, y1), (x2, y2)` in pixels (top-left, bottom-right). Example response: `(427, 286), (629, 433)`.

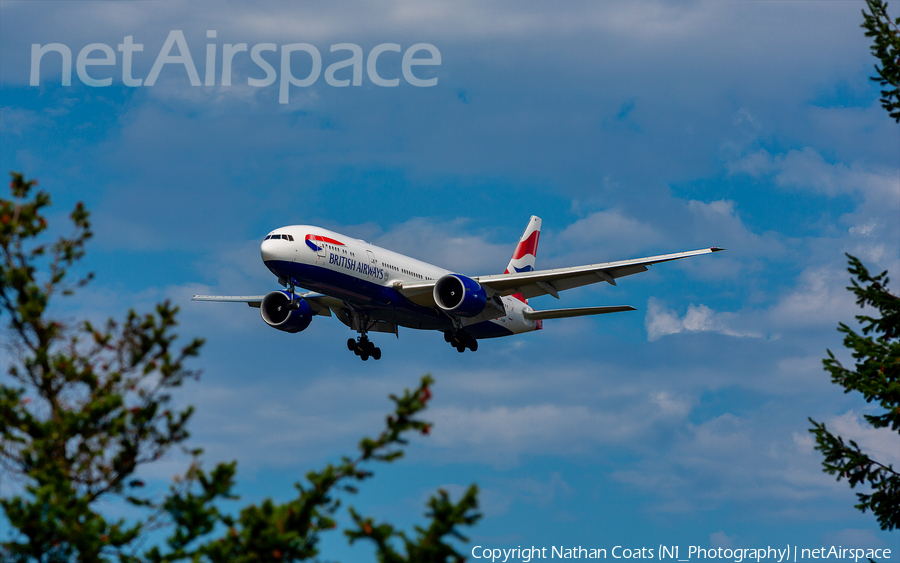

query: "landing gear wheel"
(348, 335), (381, 361)
(447, 330), (478, 353)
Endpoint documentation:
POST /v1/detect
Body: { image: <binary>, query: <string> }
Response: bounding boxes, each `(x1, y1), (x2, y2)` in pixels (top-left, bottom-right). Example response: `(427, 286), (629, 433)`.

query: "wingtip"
(711, 247), (726, 252)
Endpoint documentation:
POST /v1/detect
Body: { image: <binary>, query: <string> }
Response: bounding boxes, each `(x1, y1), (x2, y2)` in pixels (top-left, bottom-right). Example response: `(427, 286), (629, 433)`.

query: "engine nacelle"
(433, 274), (487, 317)
(260, 291), (314, 333)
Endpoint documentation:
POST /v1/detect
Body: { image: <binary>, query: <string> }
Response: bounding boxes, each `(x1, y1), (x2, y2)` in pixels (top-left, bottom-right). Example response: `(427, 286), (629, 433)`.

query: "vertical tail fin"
(505, 216), (541, 275)
(505, 216), (542, 309)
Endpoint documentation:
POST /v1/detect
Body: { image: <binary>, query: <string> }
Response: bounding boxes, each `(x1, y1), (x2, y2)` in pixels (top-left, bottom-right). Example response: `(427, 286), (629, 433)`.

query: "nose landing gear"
(348, 335), (381, 361)
(444, 330), (478, 353)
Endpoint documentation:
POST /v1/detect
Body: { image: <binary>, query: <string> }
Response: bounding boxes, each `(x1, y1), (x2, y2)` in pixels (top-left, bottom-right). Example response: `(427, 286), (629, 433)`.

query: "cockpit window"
(264, 234), (293, 241)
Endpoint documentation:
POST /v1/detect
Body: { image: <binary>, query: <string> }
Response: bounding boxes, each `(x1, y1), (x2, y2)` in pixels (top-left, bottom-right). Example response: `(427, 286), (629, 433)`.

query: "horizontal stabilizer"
(192, 295), (265, 307)
(524, 305), (636, 320)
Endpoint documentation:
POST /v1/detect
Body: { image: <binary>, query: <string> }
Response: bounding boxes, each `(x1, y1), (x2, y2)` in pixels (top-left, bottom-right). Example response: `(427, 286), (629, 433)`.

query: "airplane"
(192, 216), (723, 360)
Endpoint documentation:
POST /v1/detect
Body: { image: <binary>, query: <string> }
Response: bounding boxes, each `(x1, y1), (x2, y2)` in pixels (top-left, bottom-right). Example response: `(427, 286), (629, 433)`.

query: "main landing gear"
(444, 330), (478, 353)
(345, 310), (382, 361)
(348, 335), (381, 361)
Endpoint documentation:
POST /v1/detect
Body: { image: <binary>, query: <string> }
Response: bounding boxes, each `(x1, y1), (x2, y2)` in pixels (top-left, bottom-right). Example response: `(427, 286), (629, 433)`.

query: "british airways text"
(330, 252), (384, 280)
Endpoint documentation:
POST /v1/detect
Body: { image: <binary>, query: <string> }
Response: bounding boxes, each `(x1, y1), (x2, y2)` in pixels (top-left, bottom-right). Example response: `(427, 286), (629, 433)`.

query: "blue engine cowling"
(433, 274), (487, 317)
(260, 291), (314, 333)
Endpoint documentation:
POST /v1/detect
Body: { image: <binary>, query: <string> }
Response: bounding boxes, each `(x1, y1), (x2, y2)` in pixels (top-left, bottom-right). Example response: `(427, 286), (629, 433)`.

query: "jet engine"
(433, 274), (487, 317)
(260, 291), (314, 333)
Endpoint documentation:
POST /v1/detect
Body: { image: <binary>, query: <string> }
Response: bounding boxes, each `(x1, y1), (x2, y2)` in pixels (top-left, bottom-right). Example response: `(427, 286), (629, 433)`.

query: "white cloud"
(145, 79), (269, 111)
(777, 149), (899, 205)
(183, 376), (411, 470)
(848, 220), (877, 237)
(792, 431), (815, 455)
(821, 528), (894, 550)
(709, 530), (736, 549)
(827, 410), (900, 468)
(730, 148), (900, 207)
(554, 209), (663, 261)
(370, 217), (511, 273)
(645, 298), (762, 341)
(651, 390), (692, 417)
(0, 106), (45, 135)
(427, 404), (628, 466)
(733, 108), (759, 129)
(691, 199), (734, 217)
(728, 149), (776, 177)
(768, 266), (859, 329)
(610, 409), (847, 514)
(679, 198), (788, 280)
(645, 300), (684, 341)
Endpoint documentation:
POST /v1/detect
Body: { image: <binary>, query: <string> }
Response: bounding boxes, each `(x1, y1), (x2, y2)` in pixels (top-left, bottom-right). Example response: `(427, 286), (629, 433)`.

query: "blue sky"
(1, 0), (899, 560)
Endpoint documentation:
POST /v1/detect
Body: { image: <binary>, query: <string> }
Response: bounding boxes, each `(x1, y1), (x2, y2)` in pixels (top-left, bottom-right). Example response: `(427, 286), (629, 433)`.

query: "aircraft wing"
(396, 247), (723, 304)
(472, 247), (724, 300)
(191, 292), (340, 317)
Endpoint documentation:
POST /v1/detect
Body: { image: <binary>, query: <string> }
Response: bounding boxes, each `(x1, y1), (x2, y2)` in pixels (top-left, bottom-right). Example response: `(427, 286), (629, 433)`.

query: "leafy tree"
(0, 172), (479, 561)
(862, 0), (900, 121)
(808, 255), (899, 531)
(807, 0), (900, 532)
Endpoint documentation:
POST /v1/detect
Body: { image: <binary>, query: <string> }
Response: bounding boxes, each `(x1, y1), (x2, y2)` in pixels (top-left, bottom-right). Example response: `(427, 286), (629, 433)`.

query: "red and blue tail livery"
(194, 216), (724, 361)
(506, 215), (541, 275)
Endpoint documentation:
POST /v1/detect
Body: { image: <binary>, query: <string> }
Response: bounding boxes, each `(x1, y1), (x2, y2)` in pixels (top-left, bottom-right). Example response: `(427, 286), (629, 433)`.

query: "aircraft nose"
(260, 239), (277, 262)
